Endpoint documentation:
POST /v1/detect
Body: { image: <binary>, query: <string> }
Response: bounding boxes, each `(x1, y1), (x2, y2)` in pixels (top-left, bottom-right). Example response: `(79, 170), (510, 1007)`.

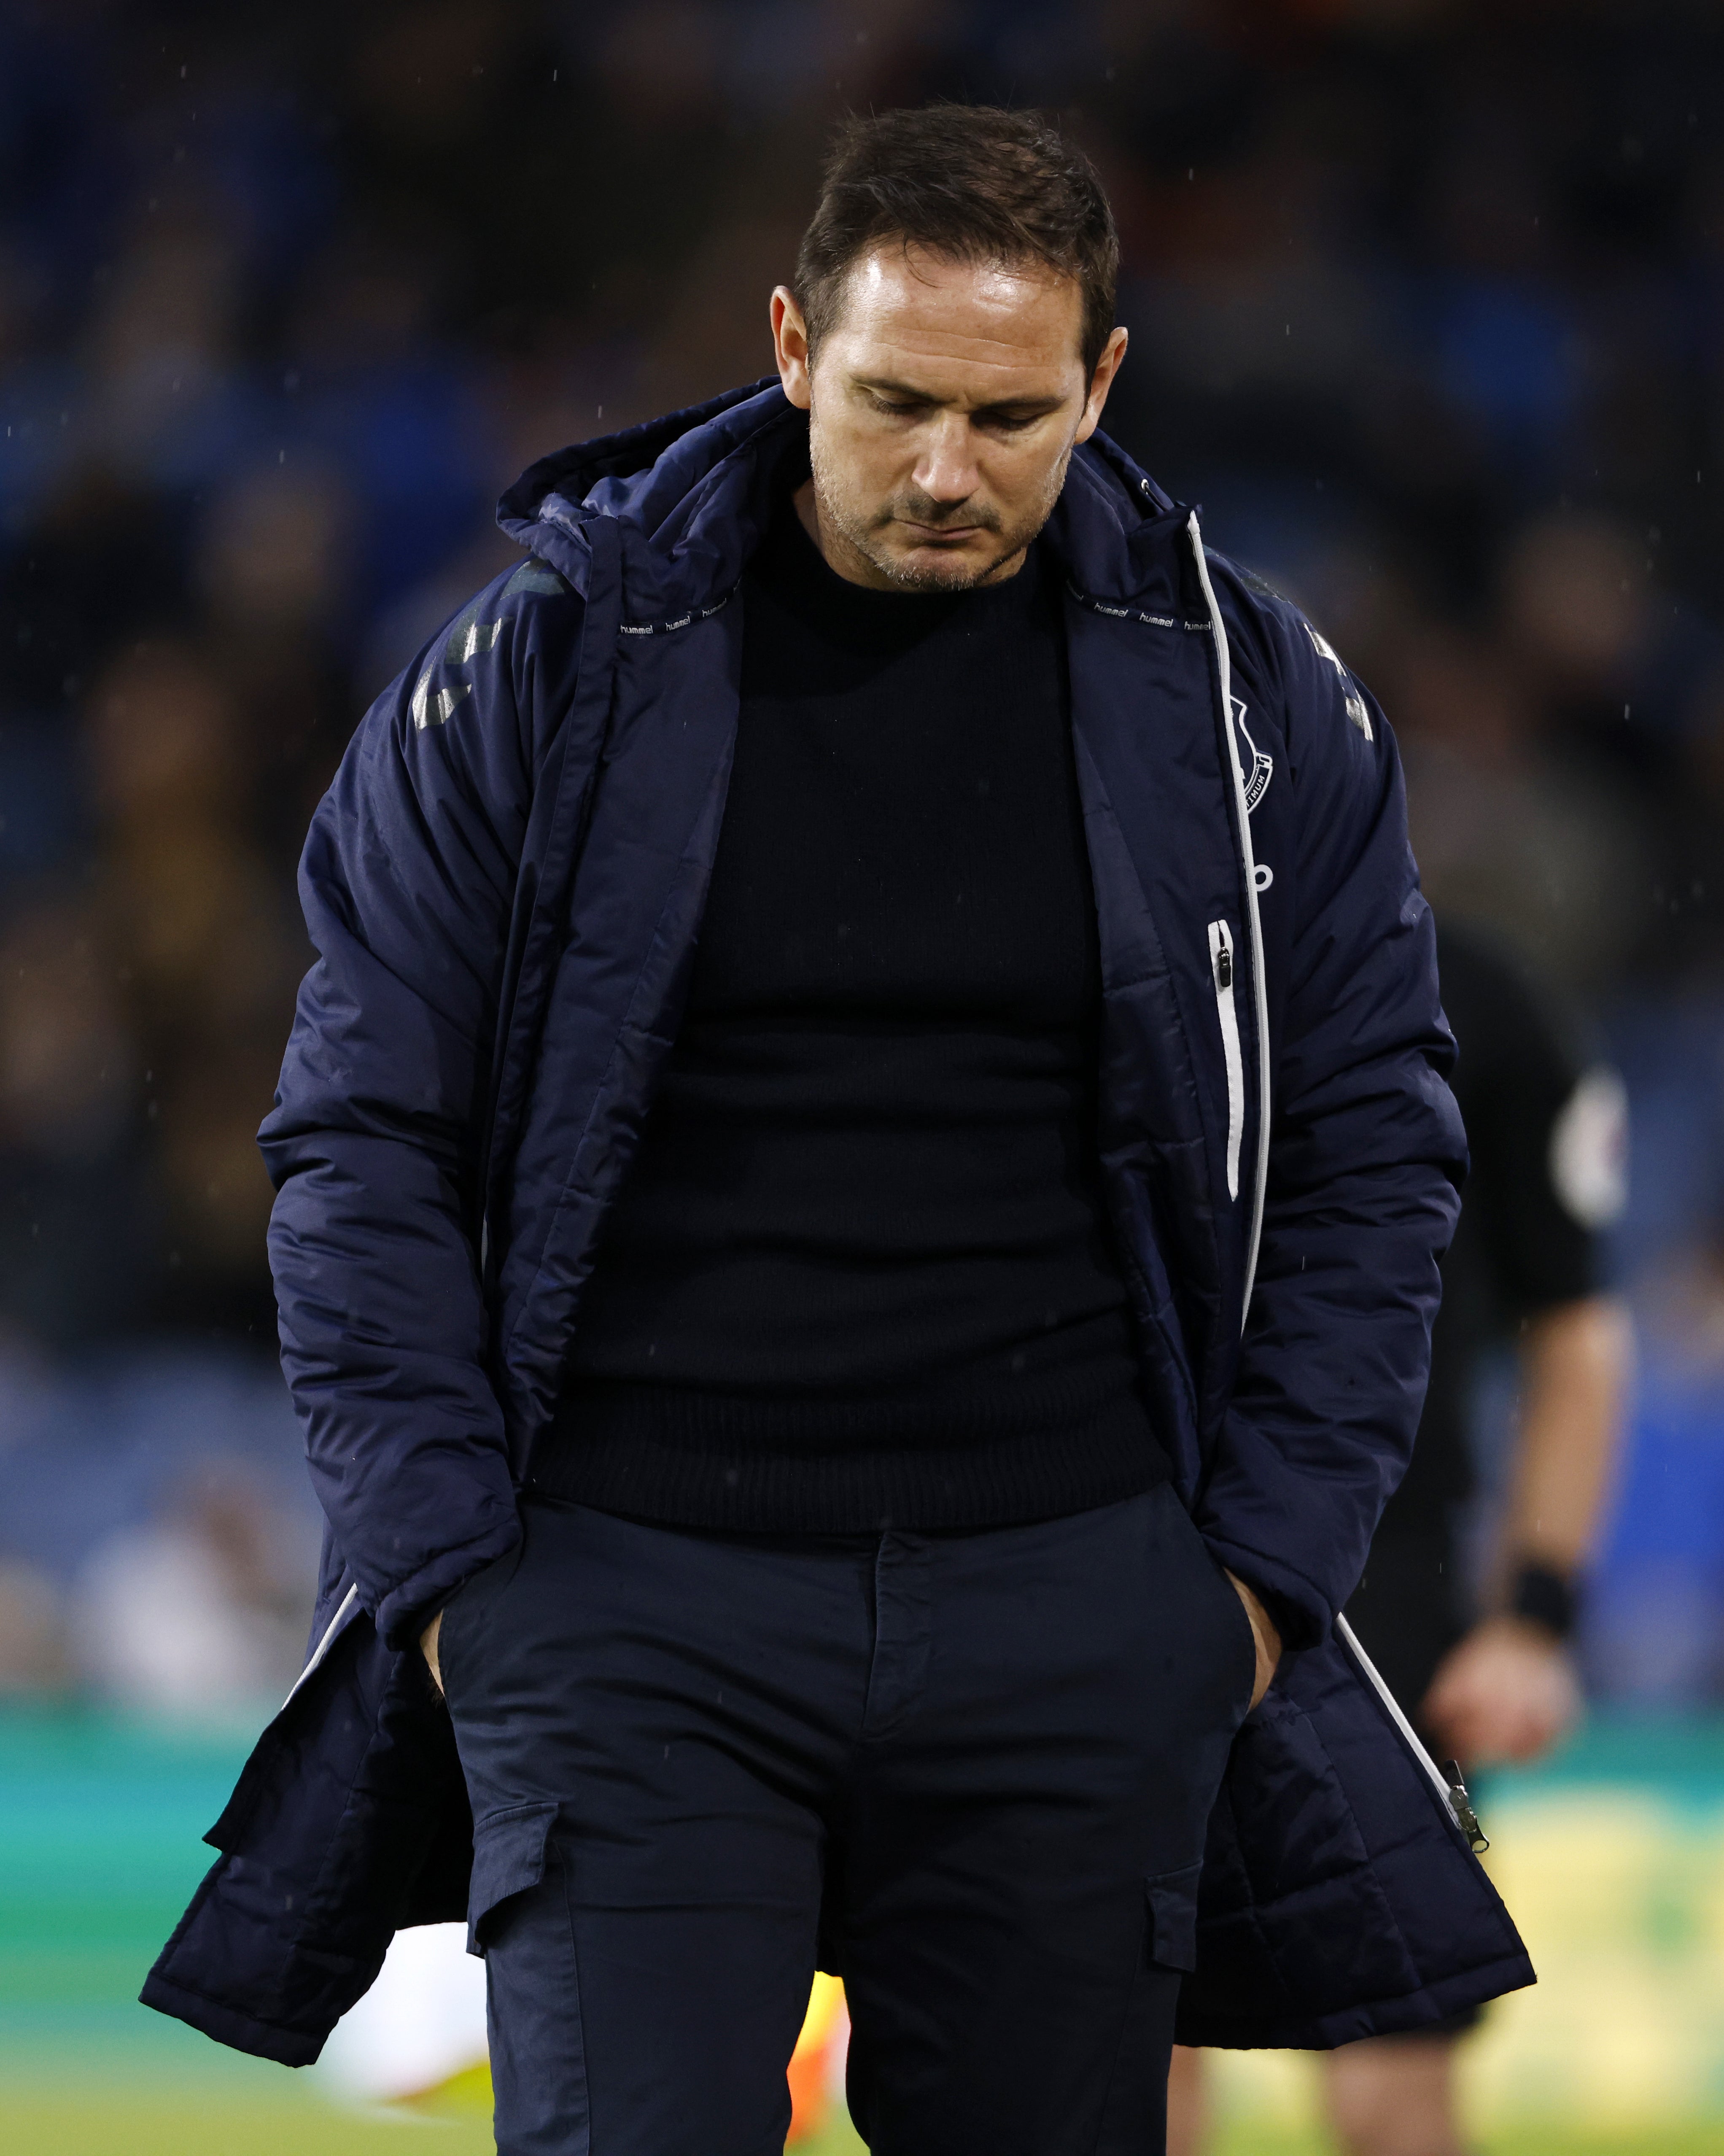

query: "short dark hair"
(795, 105), (1119, 379)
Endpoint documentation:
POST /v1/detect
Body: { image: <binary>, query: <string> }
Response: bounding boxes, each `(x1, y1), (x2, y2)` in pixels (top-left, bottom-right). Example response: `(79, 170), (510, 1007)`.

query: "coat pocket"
(1145, 1861), (1204, 1974)
(467, 1801), (560, 1956)
(1207, 919), (1244, 1201)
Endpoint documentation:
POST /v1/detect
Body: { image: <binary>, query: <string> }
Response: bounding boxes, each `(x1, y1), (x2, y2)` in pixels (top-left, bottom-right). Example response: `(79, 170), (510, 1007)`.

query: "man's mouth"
(898, 520), (985, 544)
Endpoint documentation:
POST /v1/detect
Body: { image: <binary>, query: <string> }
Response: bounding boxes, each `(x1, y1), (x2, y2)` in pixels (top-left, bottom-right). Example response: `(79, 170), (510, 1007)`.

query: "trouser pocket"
(436, 1529), (527, 1707)
(467, 1801), (560, 1956)
(1145, 1861), (1203, 1975)
(469, 1803), (593, 2156)
(1156, 1484), (1261, 1727)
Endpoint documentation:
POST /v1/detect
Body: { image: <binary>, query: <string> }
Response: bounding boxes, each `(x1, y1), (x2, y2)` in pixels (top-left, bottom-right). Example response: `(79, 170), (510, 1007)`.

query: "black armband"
(1508, 1560), (1581, 1642)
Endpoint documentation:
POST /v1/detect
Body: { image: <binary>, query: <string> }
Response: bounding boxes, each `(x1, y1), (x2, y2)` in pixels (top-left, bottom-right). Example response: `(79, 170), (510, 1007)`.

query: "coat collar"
(497, 379), (1198, 628)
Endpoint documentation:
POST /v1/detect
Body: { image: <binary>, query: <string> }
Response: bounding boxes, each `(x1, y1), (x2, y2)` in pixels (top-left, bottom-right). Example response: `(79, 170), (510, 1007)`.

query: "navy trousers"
(438, 1483), (1256, 2156)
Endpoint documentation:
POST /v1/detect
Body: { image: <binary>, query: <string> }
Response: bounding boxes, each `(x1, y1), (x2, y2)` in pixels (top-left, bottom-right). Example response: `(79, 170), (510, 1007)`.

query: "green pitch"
(0, 2096), (1719, 2153)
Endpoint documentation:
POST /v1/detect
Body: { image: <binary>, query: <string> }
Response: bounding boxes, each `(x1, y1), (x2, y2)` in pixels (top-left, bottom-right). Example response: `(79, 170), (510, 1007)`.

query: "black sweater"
(533, 500), (1165, 1531)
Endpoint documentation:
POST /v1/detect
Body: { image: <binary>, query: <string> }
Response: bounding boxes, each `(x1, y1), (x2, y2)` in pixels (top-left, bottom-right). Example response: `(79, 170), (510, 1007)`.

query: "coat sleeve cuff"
(373, 1517), (524, 1651)
(1196, 1534), (1331, 1653)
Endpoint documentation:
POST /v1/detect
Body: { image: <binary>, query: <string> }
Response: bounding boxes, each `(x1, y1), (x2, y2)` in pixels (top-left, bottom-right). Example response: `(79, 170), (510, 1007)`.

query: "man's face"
(771, 247), (1127, 591)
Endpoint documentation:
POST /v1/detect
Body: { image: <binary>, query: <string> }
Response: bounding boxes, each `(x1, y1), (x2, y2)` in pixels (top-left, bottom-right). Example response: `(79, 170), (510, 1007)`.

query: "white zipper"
(1208, 920), (1244, 1200)
(1187, 515), (1270, 1326)
(280, 1581), (359, 1712)
(1336, 1614), (1488, 1851)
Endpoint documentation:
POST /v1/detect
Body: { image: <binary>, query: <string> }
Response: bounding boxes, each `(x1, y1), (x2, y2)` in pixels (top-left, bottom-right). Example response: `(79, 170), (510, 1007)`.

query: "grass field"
(2, 1709), (1721, 2153)
(3, 2095), (1723, 2154)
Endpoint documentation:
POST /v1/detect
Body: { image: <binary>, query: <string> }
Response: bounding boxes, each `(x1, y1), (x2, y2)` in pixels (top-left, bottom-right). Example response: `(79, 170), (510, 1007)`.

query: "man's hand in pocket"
(1224, 1571), (1283, 1708)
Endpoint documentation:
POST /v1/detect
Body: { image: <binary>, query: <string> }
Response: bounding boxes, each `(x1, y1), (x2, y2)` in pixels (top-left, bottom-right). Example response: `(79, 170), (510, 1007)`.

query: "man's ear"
(1074, 325), (1129, 445)
(771, 286), (813, 411)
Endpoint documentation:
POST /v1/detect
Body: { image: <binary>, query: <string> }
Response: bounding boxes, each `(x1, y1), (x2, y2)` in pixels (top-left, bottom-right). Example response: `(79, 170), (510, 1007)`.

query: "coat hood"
(496, 377), (1199, 625)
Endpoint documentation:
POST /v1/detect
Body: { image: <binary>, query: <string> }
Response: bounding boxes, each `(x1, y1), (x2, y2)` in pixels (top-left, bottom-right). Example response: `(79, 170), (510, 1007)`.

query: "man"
(1170, 918), (1629, 2156)
(144, 107), (1531, 2154)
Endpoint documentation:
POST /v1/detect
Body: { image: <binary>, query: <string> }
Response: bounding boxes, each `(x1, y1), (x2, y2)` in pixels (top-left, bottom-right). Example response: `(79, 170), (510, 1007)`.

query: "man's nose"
(913, 417), (981, 505)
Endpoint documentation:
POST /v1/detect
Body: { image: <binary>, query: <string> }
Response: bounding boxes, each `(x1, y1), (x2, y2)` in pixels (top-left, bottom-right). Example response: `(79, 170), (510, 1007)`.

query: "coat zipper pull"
(1441, 1759), (1490, 1854)
(1207, 919), (1244, 1201)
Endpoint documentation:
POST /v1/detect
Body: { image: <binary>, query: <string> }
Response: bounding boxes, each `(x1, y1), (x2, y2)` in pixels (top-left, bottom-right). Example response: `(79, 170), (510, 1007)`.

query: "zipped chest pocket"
(1207, 919), (1244, 1201)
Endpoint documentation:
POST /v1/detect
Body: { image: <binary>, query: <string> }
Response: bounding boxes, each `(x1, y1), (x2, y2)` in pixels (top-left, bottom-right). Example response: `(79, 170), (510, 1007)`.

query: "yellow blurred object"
(404, 2059), (493, 2118)
(787, 1973), (848, 2144)
(401, 1972), (851, 2146)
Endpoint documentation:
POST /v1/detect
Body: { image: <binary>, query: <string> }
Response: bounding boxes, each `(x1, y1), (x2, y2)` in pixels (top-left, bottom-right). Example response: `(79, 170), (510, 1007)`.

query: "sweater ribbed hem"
(526, 1378), (1169, 1533)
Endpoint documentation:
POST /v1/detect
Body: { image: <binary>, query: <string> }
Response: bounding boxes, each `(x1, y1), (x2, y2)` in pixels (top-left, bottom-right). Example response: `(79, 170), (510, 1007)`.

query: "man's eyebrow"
(852, 375), (1067, 417)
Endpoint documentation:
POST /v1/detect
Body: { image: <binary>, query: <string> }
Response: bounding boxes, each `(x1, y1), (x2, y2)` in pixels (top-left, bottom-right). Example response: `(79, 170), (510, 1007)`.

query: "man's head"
(771, 106), (1128, 592)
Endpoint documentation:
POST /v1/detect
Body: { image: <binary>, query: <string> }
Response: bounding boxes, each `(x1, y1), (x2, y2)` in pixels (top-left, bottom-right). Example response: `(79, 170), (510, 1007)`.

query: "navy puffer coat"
(142, 382), (1532, 2063)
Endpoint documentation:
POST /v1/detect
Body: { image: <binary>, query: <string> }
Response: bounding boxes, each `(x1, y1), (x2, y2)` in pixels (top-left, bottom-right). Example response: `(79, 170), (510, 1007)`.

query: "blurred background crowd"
(1, 0), (1722, 1727)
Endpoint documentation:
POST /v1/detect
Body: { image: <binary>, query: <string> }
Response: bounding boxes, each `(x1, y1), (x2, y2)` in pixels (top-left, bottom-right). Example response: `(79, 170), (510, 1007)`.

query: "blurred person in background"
(84, 640), (301, 1338)
(1386, 617), (1648, 1003)
(0, 1558), (71, 1698)
(0, 894), (145, 1348)
(192, 457), (359, 874)
(1169, 914), (1631, 2156)
(145, 105), (1532, 2154)
(73, 1463), (312, 1719)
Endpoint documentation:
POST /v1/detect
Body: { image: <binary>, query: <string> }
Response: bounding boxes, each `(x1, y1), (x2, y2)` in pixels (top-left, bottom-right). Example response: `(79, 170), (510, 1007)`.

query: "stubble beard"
(808, 428), (1073, 593)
